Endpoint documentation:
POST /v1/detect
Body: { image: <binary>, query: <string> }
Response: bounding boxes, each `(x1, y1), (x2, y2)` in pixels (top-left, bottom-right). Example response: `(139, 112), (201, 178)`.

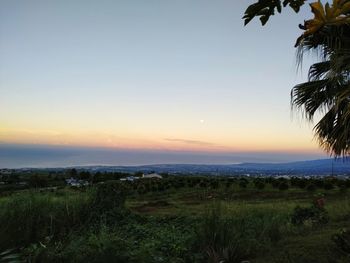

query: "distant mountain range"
(13, 158), (350, 176)
(65, 158), (350, 176)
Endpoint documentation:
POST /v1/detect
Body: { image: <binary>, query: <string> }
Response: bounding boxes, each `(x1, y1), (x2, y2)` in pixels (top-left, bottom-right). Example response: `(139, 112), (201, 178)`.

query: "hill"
(73, 158), (350, 176)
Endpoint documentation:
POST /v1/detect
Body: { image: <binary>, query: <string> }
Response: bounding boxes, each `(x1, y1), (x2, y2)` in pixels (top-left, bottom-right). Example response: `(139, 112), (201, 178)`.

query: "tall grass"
(196, 202), (288, 263)
(327, 198), (350, 222)
(2, 182), (350, 262)
(0, 190), (91, 250)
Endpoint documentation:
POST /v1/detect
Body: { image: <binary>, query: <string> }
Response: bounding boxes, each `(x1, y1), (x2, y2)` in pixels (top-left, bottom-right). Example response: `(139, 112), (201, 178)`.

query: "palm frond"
(293, 23), (350, 157)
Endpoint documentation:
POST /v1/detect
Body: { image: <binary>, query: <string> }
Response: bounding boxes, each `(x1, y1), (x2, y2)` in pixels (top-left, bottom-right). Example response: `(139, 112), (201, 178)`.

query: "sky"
(0, 0), (328, 167)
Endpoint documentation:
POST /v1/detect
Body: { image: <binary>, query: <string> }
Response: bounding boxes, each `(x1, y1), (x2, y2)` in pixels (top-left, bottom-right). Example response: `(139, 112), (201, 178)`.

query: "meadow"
(1, 174), (350, 262)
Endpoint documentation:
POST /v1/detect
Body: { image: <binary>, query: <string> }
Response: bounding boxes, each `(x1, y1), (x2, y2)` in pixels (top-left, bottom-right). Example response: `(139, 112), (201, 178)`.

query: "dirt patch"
(179, 191), (219, 202)
(183, 200), (202, 205)
(133, 206), (158, 213)
(144, 200), (170, 207)
(132, 200), (173, 213)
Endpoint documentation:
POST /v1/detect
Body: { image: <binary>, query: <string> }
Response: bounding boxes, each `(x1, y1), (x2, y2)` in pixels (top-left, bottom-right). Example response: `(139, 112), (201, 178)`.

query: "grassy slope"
(126, 185), (350, 262)
(0, 182), (350, 262)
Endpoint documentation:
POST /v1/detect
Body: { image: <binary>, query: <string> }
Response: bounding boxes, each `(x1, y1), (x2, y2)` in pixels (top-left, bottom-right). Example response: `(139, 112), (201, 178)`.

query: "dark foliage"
(278, 182), (289, 191)
(333, 228), (350, 255)
(243, 0), (306, 26)
(291, 202), (329, 226)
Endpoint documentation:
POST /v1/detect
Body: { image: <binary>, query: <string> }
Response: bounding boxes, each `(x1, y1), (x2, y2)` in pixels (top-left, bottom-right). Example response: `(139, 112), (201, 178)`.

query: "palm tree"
(244, 0), (350, 156)
(291, 23), (350, 156)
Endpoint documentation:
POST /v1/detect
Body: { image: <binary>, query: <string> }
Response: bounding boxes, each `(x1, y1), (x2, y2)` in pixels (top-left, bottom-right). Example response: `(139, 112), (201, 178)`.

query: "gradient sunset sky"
(0, 0), (328, 167)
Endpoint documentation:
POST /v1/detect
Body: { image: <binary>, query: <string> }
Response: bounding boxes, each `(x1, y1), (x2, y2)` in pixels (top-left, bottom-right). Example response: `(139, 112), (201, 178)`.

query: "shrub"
(314, 179), (325, 188)
(150, 183), (158, 192)
(137, 184), (147, 195)
(271, 179), (280, 189)
(278, 182), (289, 191)
(291, 203), (329, 226)
(345, 180), (350, 188)
(324, 182), (334, 190)
(332, 229), (350, 255)
(254, 180), (265, 190)
(28, 174), (49, 188)
(210, 180), (219, 189)
(239, 179), (248, 189)
(306, 183), (317, 192)
(297, 179), (307, 189)
(338, 181), (348, 192)
(225, 180), (233, 189)
(200, 180), (208, 188)
(91, 181), (128, 214)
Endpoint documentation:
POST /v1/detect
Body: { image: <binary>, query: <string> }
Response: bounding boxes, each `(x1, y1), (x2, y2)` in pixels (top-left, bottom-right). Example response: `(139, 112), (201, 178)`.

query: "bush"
(200, 180), (208, 188)
(137, 184), (147, 195)
(93, 181), (127, 208)
(345, 180), (350, 188)
(210, 180), (219, 189)
(297, 179), (307, 189)
(306, 183), (317, 192)
(239, 179), (248, 189)
(278, 182), (289, 191)
(254, 180), (265, 190)
(333, 229), (350, 255)
(314, 179), (325, 188)
(28, 174), (49, 188)
(291, 203), (329, 226)
(91, 181), (128, 221)
(225, 179), (234, 189)
(324, 182), (334, 190)
(271, 179), (280, 189)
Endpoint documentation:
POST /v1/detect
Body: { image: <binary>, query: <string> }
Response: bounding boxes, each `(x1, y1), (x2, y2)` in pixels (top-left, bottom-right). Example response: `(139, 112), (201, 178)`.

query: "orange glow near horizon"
(0, 125), (324, 155)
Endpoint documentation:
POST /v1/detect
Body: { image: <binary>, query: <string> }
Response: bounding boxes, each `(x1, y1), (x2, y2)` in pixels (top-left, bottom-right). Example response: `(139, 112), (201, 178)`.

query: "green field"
(1, 175), (350, 262)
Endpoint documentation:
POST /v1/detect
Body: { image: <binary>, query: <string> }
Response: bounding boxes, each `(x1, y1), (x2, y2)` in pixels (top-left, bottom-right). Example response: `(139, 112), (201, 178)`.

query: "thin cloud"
(164, 138), (216, 146)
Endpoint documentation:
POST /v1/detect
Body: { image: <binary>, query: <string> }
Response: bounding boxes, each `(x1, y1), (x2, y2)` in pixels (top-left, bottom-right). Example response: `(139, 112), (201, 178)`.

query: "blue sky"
(0, 0), (327, 167)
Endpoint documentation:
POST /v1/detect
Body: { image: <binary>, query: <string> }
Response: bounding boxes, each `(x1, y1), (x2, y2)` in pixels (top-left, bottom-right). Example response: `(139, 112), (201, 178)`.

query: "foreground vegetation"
(1, 173), (350, 262)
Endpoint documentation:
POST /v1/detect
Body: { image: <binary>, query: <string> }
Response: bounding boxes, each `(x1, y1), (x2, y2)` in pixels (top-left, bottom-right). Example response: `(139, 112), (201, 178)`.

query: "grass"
(126, 186), (317, 217)
(1, 179), (350, 262)
(125, 184), (350, 262)
(0, 188), (91, 250)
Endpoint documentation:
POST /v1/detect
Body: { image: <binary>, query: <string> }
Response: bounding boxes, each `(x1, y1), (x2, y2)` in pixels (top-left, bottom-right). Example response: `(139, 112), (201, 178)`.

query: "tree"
(244, 0), (350, 156)
(67, 168), (78, 178)
(278, 181), (289, 190)
(243, 0), (307, 26)
(254, 179), (266, 190)
(28, 174), (48, 188)
(79, 171), (91, 180)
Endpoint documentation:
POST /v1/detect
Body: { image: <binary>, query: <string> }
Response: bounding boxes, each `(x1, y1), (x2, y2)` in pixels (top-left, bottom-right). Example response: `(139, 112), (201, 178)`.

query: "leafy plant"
(0, 248), (24, 263)
(333, 228), (350, 255)
(291, 202), (329, 226)
(243, 0), (307, 26)
(278, 182), (289, 191)
(254, 180), (266, 190)
(92, 181), (128, 211)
